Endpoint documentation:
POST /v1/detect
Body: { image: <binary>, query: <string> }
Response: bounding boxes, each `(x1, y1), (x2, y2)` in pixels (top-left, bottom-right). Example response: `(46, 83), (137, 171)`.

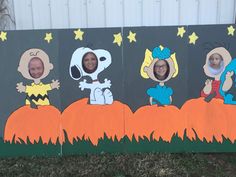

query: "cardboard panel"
(123, 26), (189, 152)
(186, 25), (236, 151)
(1, 24), (236, 156)
(58, 27), (125, 154)
(0, 30), (62, 156)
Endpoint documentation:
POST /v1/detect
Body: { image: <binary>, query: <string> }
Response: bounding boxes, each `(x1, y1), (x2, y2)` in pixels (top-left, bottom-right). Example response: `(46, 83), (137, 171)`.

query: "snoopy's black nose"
(99, 57), (106, 61)
(71, 65), (81, 79)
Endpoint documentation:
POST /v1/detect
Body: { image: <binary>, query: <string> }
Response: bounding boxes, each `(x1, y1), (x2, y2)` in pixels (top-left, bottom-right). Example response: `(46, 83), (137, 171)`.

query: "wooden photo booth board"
(0, 24), (236, 157)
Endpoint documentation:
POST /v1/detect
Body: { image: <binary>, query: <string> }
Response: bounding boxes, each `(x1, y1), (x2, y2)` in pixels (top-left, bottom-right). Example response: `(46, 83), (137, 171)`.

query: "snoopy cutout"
(69, 47), (113, 105)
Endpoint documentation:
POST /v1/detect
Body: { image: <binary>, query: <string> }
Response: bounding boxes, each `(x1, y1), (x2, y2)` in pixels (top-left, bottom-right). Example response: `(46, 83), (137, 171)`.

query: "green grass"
(0, 136), (61, 157)
(1, 129), (236, 157)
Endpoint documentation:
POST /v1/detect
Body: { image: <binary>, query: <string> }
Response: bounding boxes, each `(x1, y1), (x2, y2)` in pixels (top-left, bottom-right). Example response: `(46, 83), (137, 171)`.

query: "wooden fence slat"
(123, 0), (142, 26)
(50, 0), (69, 28)
(179, 0), (199, 25)
(87, 0), (106, 27)
(68, 0), (87, 28)
(142, 0), (161, 26)
(160, 0), (179, 26)
(32, 0), (51, 29)
(11, 0), (236, 30)
(13, 0), (33, 29)
(219, 0), (235, 24)
(198, 0), (218, 24)
(105, 0), (123, 27)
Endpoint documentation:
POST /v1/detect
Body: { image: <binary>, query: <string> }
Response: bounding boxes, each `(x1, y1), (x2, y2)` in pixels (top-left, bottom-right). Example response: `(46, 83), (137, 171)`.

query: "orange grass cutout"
(125, 104), (186, 142)
(61, 98), (133, 145)
(4, 105), (64, 144)
(182, 97), (236, 143)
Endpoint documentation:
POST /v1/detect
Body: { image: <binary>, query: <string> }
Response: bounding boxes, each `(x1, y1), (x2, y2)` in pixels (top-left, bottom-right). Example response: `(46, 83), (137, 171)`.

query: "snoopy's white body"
(69, 47), (113, 105)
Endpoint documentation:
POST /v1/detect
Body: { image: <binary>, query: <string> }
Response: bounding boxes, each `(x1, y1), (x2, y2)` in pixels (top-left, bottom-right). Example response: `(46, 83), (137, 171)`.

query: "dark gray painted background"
(0, 24), (235, 137)
(0, 30), (61, 137)
(188, 25), (236, 99)
(123, 26), (189, 111)
(58, 28), (123, 111)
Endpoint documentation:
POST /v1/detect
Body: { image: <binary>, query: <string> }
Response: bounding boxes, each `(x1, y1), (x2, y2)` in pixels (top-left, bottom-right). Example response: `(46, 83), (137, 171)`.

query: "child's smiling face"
(203, 47), (232, 79)
(154, 60), (169, 80)
(209, 53), (222, 69)
(144, 58), (175, 83)
(28, 57), (44, 79)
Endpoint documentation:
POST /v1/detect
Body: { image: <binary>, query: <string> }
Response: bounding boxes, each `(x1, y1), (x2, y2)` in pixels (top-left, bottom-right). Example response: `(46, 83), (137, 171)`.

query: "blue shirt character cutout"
(220, 58), (236, 104)
(140, 45), (178, 106)
(147, 85), (173, 105)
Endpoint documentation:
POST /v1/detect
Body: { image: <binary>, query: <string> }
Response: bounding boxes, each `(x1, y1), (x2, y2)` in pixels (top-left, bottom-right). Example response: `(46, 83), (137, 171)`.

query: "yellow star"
(188, 32), (198, 45)
(44, 33), (53, 43)
(227, 25), (235, 36)
(127, 31), (136, 43)
(74, 29), (84, 40)
(0, 31), (7, 41)
(177, 27), (186, 38)
(113, 32), (122, 46)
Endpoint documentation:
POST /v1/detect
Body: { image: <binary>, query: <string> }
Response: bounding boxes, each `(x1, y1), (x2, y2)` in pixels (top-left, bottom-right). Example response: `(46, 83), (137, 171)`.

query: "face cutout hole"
(82, 52), (98, 74)
(208, 53), (224, 75)
(153, 60), (170, 81)
(28, 57), (44, 79)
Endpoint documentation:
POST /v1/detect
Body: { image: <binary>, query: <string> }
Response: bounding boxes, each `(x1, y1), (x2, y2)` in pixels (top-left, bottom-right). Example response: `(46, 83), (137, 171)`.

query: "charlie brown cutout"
(201, 47), (231, 101)
(140, 45), (178, 106)
(16, 48), (60, 106)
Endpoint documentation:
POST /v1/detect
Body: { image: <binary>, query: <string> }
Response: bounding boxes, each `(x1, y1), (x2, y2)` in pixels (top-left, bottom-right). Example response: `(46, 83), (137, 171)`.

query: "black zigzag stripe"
(26, 94), (49, 102)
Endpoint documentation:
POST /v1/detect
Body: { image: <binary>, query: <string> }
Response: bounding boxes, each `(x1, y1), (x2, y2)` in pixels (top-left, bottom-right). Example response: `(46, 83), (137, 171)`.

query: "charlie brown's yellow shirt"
(25, 82), (52, 105)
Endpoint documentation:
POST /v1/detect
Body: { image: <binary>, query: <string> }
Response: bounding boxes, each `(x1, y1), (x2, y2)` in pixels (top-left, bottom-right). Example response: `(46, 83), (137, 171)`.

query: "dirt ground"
(0, 153), (236, 177)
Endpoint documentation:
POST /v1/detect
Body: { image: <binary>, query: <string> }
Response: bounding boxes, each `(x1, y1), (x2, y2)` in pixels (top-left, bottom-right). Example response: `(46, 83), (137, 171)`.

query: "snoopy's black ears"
(70, 65), (82, 80)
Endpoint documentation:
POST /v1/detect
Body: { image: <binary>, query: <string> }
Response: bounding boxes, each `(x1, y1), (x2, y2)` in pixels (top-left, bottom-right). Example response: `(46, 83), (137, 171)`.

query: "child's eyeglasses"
(155, 65), (167, 69)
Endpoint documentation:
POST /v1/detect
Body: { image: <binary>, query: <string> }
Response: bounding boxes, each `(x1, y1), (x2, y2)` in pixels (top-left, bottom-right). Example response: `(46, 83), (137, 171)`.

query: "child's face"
(28, 57), (44, 79)
(209, 53), (222, 69)
(154, 60), (168, 80)
(83, 53), (98, 73)
(203, 47), (231, 78)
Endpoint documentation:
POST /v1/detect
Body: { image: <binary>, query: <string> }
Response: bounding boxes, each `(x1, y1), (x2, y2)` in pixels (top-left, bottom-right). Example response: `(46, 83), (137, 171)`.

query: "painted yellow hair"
(140, 49), (153, 79)
(171, 52), (179, 78)
(140, 46), (179, 78)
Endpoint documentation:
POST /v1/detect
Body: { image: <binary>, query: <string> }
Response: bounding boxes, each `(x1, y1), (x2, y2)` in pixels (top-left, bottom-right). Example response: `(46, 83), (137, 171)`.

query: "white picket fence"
(5, 0), (236, 30)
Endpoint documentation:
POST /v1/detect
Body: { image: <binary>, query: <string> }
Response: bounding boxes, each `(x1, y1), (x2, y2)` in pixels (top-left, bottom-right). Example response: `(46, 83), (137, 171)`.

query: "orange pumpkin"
(181, 97), (236, 143)
(5, 97), (235, 146)
(125, 104), (186, 142)
(62, 98), (133, 145)
(4, 105), (63, 144)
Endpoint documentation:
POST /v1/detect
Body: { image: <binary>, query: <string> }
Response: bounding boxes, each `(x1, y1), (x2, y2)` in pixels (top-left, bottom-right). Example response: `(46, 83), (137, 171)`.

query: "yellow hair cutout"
(140, 49), (153, 79)
(171, 52), (178, 78)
